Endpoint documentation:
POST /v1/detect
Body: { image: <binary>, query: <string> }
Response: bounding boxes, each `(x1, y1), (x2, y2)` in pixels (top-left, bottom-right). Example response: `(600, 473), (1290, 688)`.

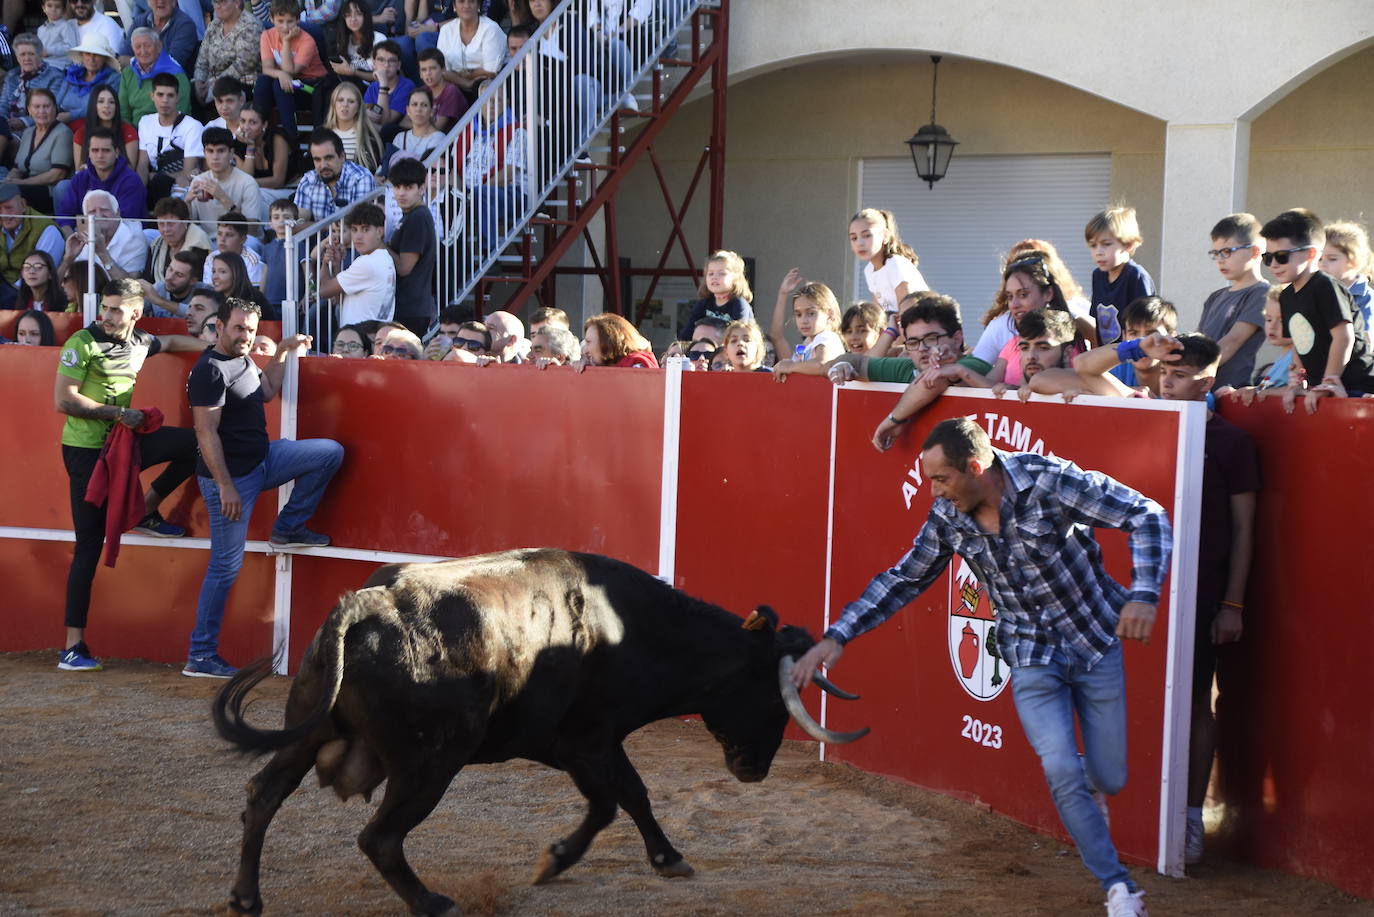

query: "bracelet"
(1116, 339), (1146, 363)
(115, 406), (126, 422)
(888, 413), (911, 425)
(881, 327), (899, 338)
(1221, 600), (1243, 610)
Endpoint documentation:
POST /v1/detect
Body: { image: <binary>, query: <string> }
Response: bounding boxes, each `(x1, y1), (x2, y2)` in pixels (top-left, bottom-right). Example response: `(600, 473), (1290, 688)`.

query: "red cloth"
(84, 407), (164, 568)
(616, 351), (659, 369)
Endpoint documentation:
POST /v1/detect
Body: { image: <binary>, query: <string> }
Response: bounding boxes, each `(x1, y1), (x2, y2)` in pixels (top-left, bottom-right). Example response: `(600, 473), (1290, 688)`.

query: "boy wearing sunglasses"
(1260, 208), (1374, 399)
(1196, 213), (1267, 389)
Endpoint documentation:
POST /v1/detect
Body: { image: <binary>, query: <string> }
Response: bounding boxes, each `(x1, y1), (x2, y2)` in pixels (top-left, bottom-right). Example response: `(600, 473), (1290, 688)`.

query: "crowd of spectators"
(0, 0), (668, 338)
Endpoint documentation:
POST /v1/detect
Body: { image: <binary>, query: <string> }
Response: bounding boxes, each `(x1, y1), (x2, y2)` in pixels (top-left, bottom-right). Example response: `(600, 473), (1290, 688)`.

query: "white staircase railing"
(282, 0), (702, 346)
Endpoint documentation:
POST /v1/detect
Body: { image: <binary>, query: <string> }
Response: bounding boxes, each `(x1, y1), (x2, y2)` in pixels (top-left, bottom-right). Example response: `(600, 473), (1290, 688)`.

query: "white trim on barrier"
(657, 357), (685, 584)
(0, 526), (451, 567)
(1157, 400), (1206, 877)
(819, 383), (839, 764)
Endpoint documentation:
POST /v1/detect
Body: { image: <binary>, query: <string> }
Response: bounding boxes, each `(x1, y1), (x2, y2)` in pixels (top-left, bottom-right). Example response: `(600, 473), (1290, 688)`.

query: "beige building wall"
(612, 33), (1374, 333)
(617, 56), (1166, 330)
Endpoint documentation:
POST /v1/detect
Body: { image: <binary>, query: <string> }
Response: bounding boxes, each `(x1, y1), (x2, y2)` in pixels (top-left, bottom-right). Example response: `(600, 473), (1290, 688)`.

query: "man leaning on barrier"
(184, 297), (343, 679)
(53, 277), (206, 673)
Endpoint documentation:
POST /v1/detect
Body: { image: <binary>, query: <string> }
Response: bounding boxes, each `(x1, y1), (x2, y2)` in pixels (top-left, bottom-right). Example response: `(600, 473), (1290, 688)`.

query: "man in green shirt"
(53, 278), (205, 672)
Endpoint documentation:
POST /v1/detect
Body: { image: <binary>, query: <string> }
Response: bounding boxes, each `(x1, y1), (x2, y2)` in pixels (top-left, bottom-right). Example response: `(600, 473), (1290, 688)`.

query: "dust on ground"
(1, 652), (1370, 916)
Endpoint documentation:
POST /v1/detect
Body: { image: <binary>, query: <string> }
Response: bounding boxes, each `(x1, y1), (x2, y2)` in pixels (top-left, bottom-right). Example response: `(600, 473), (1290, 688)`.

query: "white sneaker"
(1105, 881), (1148, 917)
(1184, 816), (1204, 865)
(1092, 789), (1111, 829)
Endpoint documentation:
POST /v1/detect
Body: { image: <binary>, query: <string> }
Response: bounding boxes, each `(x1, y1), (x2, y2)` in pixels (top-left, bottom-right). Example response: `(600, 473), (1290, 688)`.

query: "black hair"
(345, 202), (385, 229)
(1260, 208), (1323, 249)
(308, 127), (344, 157)
(387, 157), (426, 188)
(1015, 308), (1074, 343)
(201, 126), (235, 151)
(150, 72), (180, 93)
(217, 296), (263, 323)
(921, 417), (994, 473)
(212, 76), (246, 99)
(899, 295), (962, 337)
(1170, 332), (1221, 371)
(1120, 296), (1179, 334)
(15, 309), (55, 345)
(1210, 212), (1261, 245)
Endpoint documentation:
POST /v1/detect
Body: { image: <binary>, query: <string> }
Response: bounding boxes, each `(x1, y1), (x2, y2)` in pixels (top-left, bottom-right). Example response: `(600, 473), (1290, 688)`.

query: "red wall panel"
(1213, 398), (1374, 899)
(823, 388), (1191, 870)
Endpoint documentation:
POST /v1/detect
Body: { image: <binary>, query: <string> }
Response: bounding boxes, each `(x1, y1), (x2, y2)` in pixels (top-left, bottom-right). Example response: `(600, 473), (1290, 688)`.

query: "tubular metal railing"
(283, 0), (701, 342)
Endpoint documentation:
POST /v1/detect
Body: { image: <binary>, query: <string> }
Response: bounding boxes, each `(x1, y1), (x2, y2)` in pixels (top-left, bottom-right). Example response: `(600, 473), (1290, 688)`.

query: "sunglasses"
(380, 344), (416, 357)
(1261, 247), (1311, 267)
(455, 338), (485, 350)
(688, 350), (716, 361)
(1207, 245), (1252, 261)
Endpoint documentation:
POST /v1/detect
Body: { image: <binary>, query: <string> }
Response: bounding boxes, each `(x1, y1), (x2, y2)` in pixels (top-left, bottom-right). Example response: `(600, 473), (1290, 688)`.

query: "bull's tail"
(212, 586), (396, 753)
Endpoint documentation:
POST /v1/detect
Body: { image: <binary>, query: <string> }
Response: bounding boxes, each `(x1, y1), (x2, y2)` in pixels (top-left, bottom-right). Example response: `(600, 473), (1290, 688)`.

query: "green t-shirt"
(866, 353), (992, 384)
(57, 324), (162, 449)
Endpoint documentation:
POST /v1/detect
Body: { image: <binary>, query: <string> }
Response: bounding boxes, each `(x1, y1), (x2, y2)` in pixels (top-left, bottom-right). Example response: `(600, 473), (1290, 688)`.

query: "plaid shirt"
(292, 161), (377, 222)
(826, 450), (1172, 670)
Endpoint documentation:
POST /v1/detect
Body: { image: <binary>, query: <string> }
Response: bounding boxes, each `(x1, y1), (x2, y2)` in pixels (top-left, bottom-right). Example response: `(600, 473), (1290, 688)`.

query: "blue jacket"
(0, 64), (65, 129)
(58, 64), (120, 119)
(122, 8), (200, 76)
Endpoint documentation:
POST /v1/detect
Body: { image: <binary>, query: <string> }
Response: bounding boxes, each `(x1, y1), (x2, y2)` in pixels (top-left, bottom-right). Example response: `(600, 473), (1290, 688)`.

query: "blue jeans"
(1010, 641), (1132, 892)
(189, 438), (344, 659)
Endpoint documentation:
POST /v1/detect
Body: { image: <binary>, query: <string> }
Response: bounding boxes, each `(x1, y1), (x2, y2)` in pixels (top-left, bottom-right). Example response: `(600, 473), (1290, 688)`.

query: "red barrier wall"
(1212, 398), (1374, 899)
(823, 388), (1196, 871)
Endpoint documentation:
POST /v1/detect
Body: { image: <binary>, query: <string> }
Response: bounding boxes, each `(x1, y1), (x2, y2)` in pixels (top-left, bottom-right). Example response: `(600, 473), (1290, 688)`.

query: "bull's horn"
(777, 657), (870, 744)
(811, 672), (860, 701)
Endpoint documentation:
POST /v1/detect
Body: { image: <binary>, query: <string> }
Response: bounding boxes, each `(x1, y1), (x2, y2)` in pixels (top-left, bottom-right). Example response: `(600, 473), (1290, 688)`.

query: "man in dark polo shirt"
(184, 297), (344, 678)
(53, 277), (205, 672)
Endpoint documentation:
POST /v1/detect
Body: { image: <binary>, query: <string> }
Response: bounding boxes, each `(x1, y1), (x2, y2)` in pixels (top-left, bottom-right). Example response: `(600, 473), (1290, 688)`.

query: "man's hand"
(789, 638), (843, 691)
(1116, 602), (1156, 642)
(919, 362), (963, 389)
(828, 362), (858, 386)
(872, 414), (905, 452)
(119, 408), (145, 428)
(1141, 331), (1182, 362)
(1212, 606), (1243, 644)
(280, 333), (312, 353)
(218, 481), (243, 521)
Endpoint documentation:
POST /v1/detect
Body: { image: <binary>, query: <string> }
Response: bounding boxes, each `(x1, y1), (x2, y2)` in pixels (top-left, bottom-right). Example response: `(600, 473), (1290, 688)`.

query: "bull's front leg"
(610, 745), (693, 878)
(531, 751), (621, 885)
(230, 743), (317, 914)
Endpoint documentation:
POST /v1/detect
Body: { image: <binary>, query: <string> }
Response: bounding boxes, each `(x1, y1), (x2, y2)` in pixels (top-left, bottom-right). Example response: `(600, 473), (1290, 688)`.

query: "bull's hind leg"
(610, 746), (693, 878)
(229, 741), (318, 914)
(532, 751), (620, 884)
(357, 762), (463, 917)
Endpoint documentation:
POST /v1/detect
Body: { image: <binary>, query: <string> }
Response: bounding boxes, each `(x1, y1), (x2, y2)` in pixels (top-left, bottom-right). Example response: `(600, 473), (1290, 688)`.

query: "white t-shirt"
(104, 220), (149, 277)
(864, 255), (928, 313)
(78, 12), (125, 58)
(202, 246), (265, 285)
(800, 329), (842, 361)
(137, 113), (205, 167)
(436, 16), (504, 73)
(336, 247), (396, 325)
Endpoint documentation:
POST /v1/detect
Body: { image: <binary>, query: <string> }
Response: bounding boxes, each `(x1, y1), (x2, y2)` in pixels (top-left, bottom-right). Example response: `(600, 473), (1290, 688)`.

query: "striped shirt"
(826, 450), (1172, 670)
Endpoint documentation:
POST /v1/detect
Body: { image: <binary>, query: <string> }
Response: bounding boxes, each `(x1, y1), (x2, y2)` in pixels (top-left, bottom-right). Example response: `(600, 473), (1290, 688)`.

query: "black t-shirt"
(186, 349), (269, 478)
(1279, 270), (1374, 393)
(391, 206), (436, 321)
(1197, 414), (1261, 606)
(678, 295), (754, 340)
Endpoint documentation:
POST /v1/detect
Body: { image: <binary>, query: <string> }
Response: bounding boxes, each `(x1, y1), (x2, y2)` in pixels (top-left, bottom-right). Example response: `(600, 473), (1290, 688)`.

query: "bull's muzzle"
(777, 656), (871, 744)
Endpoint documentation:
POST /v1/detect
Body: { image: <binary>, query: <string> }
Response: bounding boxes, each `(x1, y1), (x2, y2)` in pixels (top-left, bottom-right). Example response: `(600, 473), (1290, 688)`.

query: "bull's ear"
(741, 605), (779, 632)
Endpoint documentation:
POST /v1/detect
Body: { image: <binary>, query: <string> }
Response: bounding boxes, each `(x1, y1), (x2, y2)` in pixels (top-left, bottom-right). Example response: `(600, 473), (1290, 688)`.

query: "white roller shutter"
(855, 154), (1112, 345)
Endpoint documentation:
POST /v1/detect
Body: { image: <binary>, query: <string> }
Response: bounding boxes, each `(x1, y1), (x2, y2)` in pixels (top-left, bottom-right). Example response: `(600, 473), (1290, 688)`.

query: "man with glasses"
(1259, 208), (1374, 401)
(1196, 213), (1267, 390)
(292, 128), (377, 224)
(825, 294), (993, 445)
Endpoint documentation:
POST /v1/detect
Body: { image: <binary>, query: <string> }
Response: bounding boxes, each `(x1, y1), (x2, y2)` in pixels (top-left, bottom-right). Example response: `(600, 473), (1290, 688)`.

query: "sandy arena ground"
(1, 651), (1371, 917)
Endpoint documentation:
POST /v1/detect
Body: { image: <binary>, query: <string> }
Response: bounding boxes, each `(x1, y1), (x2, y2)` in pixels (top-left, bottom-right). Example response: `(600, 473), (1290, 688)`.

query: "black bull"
(213, 549), (868, 916)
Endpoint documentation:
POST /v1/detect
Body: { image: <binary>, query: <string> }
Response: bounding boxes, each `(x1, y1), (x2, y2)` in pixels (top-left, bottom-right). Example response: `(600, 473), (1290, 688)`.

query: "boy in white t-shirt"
(318, 202), (395, 326)
(136, 72), (204, 206)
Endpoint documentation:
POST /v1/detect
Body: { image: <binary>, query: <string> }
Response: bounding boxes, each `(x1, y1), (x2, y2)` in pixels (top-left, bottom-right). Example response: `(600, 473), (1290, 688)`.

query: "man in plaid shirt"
(791, 416), (1170, 917)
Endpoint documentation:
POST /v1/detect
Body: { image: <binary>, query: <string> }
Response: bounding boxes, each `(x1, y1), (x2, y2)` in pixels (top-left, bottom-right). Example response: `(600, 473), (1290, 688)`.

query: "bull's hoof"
(652, 856), (694, 879)
(416, 892), (459, 916)
(531, 843), (569, 885)
(227, 890), (263, 914)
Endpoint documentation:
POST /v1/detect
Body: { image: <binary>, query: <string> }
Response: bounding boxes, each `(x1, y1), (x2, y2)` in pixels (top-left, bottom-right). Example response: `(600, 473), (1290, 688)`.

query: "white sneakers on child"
(1105, 882), (1148, 917)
